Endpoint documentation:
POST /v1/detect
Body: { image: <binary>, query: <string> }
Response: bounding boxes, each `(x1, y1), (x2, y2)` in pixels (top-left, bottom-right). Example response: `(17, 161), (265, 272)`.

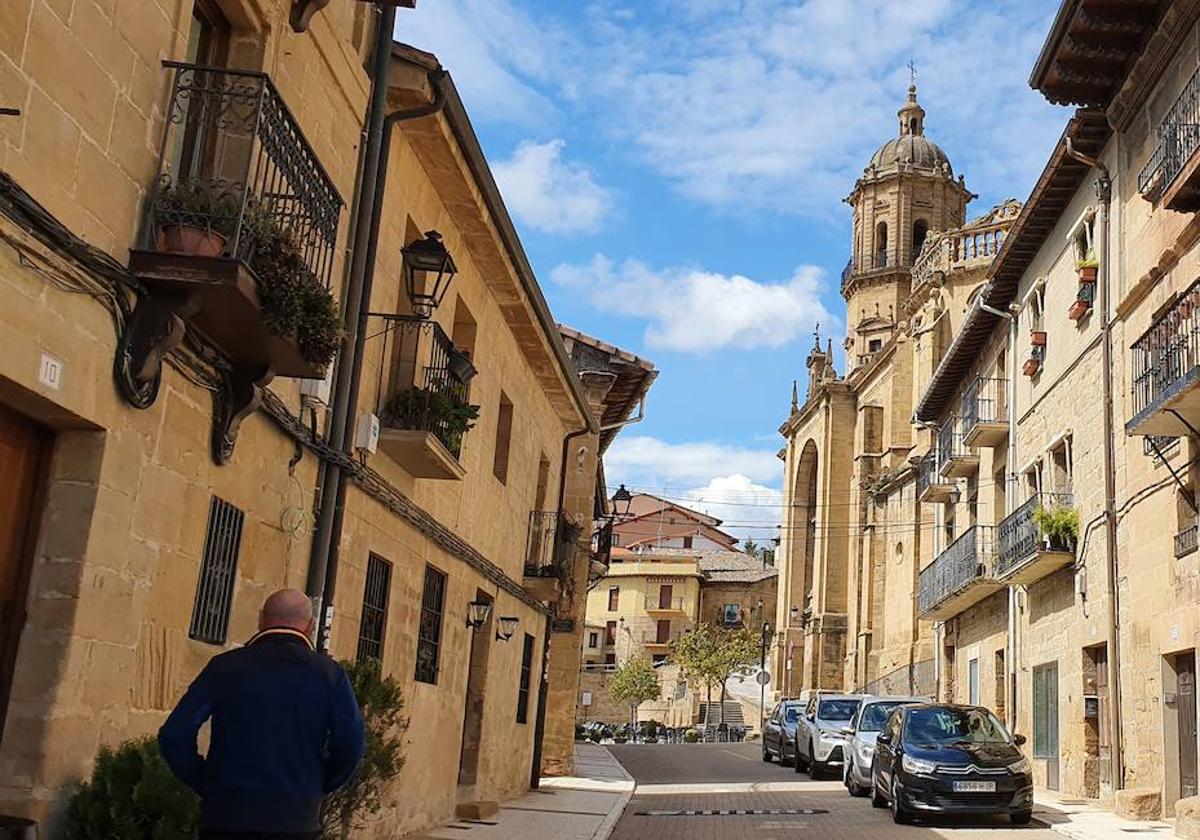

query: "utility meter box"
(354, 412), (380, 455)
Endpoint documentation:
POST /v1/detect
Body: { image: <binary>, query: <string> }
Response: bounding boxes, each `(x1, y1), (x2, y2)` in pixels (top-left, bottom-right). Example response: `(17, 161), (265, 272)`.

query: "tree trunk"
(705, 681), (713, 742)
(719, 680), (727, 727)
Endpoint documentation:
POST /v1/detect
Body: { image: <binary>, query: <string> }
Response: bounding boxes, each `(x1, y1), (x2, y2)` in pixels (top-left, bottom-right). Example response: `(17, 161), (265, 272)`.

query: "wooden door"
(1096, 648), (1111, 789)
(1179, 653), (1198, 800)
(0, 404), (48, 738)
(658, 584), (673, 609)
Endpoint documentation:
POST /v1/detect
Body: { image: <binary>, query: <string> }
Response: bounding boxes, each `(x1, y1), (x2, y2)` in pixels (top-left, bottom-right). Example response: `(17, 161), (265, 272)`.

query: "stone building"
(613, 492), (741, 551)
(0, 1), (635, 834)
(777, 0), (1200, 820)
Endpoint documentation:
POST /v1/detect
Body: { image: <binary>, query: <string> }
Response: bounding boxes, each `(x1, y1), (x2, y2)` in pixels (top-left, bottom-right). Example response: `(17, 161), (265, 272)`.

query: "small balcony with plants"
(918, 525), (1001, 621)
(1127, 277), (1200, 437)
(917, 451), (955, 504)
(995, 493), (1077, 585)
(375, 315), (478, 480)
(1069, 252), (1097, 322)
(961, 376), (1008, 447)
(523, 510), (582, 603)
(938, 416), (978, 479)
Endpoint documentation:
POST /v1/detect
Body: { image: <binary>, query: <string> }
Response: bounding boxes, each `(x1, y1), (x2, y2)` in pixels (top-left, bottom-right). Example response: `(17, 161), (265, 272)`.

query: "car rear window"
(858, 701), (904, 731)
(817, 698), (860, 720)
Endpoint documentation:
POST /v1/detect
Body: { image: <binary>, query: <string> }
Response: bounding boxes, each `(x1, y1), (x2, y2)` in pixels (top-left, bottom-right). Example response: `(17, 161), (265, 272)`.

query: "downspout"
(980, 292), (1019, 732)
(1065, 137), (1122, 791)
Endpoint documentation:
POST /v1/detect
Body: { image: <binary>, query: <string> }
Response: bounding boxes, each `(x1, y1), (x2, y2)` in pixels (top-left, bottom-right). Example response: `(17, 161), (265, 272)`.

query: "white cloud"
(493, 140), (614, 235)
(680, 475), (783, 543)
(605, 436), (781, 487)
(552, 255), (834, 353)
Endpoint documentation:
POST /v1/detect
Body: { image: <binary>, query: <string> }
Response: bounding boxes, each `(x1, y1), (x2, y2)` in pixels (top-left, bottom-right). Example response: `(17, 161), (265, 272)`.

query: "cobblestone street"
(607, 743), (1058, 839)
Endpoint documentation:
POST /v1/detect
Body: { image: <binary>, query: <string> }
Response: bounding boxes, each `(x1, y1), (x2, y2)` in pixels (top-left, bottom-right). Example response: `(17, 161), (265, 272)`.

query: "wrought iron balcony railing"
(1176, 524), (1198, 559)
(591, 519), (614, 570)
(376, 315), (475, 458)
(1128, 277), (1200, 433)
(144, 62), (341, 289)
(918, 525), (995, 616)
(1138, 64), (1200, 200)
(917, 452), (939, 497)
(524, 510), (568, 579)
(937, 417), (966, 470)
(645, 595), (687, 613)
(996, 492), (1075, 577)
(961, 377), (1007, 438)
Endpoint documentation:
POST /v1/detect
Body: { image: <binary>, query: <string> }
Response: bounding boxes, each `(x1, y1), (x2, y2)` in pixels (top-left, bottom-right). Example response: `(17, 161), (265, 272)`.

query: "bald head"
(260, 589), (314, 634)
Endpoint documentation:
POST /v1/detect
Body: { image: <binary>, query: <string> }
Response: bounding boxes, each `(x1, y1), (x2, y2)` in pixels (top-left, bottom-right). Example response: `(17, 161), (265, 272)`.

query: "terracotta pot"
(1023, 357), (1041, 377)
(1030, 330), (1047, 347)
(1077, 266), (1098, 283)
(156, 224), (227, 258)
(1068, 299), (1092, 321)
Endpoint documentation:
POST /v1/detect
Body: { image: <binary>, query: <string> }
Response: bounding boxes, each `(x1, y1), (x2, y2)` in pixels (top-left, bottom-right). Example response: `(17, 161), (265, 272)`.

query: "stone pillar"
(540, 371), (612, 777)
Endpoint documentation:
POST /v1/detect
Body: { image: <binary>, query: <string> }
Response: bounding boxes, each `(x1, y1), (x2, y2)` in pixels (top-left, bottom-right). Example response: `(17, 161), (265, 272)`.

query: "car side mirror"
(840, 727), (855, 736)
(1013, 733), (1027, 747)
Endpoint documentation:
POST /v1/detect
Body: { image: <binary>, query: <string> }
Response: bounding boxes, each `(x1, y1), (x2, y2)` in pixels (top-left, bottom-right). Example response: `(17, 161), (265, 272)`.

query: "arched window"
(875, 222), (888, 267)
(912, 219), (929, 263)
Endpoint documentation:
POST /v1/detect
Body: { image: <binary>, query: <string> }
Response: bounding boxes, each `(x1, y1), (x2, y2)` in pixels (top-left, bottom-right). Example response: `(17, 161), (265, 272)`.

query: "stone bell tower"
(842, 85), (974, 370)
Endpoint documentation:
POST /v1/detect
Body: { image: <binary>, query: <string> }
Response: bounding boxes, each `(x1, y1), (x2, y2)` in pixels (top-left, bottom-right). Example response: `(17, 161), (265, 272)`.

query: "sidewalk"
(408, 744), (635, 840)
(1034, 790), (1177, 840)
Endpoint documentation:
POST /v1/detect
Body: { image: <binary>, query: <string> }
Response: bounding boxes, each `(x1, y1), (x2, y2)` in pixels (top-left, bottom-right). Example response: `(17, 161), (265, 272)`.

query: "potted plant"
(1023, 356), (1041, 377)
(380, 386), (480, 453)
(153, 181), (237, 258)
(1068, 296), (1092, 321)
(1030, 329), (1048, 347)
(1032, 504), (1080, 552)
(1076, 250), (1099, 283)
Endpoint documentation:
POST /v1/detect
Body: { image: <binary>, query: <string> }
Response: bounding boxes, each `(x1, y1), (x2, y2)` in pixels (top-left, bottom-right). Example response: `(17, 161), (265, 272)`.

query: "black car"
(870, 703), (1033, 825)
(762, 699), (803, 766)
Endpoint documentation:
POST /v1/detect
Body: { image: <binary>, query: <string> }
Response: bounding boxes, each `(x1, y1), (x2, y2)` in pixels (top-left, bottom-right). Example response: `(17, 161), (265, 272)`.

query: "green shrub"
(683, 728), (700, 744)
(380, 387), (480, 452)
(588, 731), (603, 744)
(60, 736), (199, 839)
(1032, 504), (1080, 551)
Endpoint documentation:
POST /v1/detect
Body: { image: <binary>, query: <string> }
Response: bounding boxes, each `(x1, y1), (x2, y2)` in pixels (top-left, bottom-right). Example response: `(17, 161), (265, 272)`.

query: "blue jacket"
(158, 629), (365, 833)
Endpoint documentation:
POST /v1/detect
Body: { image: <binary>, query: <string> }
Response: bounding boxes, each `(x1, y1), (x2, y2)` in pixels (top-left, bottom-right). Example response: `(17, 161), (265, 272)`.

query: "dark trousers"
(200, 832), (320, 840)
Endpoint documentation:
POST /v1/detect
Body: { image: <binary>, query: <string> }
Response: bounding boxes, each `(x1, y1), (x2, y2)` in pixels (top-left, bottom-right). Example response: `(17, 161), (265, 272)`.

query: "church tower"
(842, 85), (974, 369)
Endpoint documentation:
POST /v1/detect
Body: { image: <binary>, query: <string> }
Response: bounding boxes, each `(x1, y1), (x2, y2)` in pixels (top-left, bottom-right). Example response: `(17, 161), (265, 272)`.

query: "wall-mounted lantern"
(495, 616), (520, 642)
(466, 599), (492, 631)
(402, 230), (457, 318)
(611, 484), (634, 519)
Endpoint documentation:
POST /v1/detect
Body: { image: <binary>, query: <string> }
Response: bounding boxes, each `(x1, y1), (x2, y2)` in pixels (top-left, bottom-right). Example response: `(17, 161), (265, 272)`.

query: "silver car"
(795, 693), (862, 778)
(842, 695), (925, 796)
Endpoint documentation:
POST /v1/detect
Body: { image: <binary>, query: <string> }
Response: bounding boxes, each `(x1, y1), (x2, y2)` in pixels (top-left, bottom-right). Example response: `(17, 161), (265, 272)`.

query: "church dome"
(865, 85), (953, 176)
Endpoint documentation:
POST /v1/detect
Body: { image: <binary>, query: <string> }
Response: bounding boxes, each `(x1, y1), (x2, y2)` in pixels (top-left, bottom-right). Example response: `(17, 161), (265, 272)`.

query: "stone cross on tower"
(908, 59), (917, 87)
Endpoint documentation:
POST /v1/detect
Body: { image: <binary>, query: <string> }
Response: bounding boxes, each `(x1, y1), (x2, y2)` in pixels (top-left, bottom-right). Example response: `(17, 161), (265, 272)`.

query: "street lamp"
(402, 230), (458, 318)
(611, 484), (633, 518)
(466, 600), (492, 630)
(495, 616), (520, 642)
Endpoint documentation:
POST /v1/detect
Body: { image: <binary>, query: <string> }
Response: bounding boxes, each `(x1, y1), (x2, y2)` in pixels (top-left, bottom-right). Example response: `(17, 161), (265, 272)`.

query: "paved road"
(606, 743), (1058, 840)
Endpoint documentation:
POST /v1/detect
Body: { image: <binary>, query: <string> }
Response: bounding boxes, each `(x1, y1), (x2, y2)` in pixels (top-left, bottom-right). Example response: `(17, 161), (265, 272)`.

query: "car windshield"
(858, 701), (905, 732)
(784, 706), (799, 723)
(906, 707), (1011, 745)
(817, 699), (860, 721)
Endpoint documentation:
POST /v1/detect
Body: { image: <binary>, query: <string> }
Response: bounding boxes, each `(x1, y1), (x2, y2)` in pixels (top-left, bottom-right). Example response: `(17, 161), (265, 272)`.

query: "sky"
(397, 0), (1070, 541)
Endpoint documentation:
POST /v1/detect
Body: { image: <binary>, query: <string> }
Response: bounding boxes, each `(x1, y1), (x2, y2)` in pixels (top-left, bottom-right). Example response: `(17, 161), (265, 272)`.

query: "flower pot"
(448, 347), (478, 384)
(1023, 357), (1041, 377)
(156, 223), (227, 258)
(1030, 330), (1047, 347)
(1077, 266), (1098, 283)
(1068, 299), (1092, 321)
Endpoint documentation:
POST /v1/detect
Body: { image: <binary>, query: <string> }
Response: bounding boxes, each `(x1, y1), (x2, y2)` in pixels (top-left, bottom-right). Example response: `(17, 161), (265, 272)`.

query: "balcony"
(522, 510), (573, 602)
(645, 595), (688, 619)
(918, 525), (1002, 620)
(642, 630), (681, 655)
(376, 316), (477, 480)
(1127, 279), (1200, 437)
(961, 377), (1008, 447)
(996, 493), (1076, 585)
(938, 417), (979, 479)
(125, 63), (342, 386)
(917, 452), (955, 504)
(1138, 65), (1200, 211)
(1176, 524), (1198, 559)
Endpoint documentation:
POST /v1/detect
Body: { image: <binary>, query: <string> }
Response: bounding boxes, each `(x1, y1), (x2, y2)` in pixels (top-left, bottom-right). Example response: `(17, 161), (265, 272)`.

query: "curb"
(593, 747), (636, 840)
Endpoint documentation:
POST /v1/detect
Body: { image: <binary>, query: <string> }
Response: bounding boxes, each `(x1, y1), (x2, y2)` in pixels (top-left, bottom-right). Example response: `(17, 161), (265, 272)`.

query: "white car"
(842, 695), (925, 796)
(795, 693), (862, 778)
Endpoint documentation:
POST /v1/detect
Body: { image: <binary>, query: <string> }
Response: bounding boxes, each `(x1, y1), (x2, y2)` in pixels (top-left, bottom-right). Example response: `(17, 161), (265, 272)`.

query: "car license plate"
(953, 781), (996, 793)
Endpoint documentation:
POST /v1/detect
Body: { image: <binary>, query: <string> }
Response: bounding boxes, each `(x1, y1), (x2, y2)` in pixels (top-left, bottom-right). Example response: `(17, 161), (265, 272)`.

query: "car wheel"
(806, 741), (820, 778)
(870, 773), (887, 808)
(1011, 811), (1033, 825)
(762, 745), (772, 763)
(846, 762), (865, 797)
(891, 776), (912, 824)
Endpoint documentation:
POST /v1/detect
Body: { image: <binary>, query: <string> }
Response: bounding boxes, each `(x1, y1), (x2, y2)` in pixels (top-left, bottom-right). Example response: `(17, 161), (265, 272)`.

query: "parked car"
(870, 703), (1033, 825)
(842, 695), (925, 796)
(795, 693), (862, 777)
(762, 699), (804, 766)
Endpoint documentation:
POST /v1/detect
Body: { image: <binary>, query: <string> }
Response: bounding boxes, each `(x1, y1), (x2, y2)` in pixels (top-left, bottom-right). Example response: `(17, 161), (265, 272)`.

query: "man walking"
(160, 589), (365, 839)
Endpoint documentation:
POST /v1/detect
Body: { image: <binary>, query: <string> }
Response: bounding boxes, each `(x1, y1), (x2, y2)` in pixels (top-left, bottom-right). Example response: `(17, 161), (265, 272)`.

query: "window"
(492, 392), (513, 483)
(189, 496), (245, 645)
(655, 620), (670, 644)
(1049, 436), (1073, 496)
(415, 565), (447, 684)
(868, 338), (883, 353)
(875, 221), (888, 264)
(516, 633), (535, 724)
(657, 584), (673, 609)
(968, 657), (980, 705)
(356, 554), (391, 663)
(533, 454), (550, 511)
(604, 620), (616, 646)
(682, 535), (693, 549)
(612, 533), (622, 547)
(1032, 662), (1060, 758)
(994, 650), (1007, 722)
(607, 587), (620, 611)
(912, 219), (929, 260)
(604, 653), (616, 665)
(587, 631), (599, 649)
(722, 603), (742, 626)
(187, 0), (230, 68)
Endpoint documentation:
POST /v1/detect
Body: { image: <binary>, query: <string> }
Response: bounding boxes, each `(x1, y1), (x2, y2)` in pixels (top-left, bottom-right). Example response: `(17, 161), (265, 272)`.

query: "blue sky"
(398, 0), (1069, 538)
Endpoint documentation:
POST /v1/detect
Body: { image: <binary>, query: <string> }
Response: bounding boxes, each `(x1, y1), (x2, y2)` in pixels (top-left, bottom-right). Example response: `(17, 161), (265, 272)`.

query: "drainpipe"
(1065, 137), (1122, 791)
(980, 292), (1019, 731)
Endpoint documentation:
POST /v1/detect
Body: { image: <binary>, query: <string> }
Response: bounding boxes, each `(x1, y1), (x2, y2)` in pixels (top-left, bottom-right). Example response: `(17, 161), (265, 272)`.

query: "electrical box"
(299, 367), (333, 405)
(354, 413), (379, 455)
(1083, 695), (1100, 719)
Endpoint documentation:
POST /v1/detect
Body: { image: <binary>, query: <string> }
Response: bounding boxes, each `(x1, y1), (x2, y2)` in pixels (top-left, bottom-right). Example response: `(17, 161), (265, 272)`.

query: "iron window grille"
(1138, 64), (1200, 199)
(189, 496), (245, 645)
(1129, 277), (1200, 423)
(415, 565), (447, 684)
(516, 633), (535, 724)
(356, 553), (392, 663)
